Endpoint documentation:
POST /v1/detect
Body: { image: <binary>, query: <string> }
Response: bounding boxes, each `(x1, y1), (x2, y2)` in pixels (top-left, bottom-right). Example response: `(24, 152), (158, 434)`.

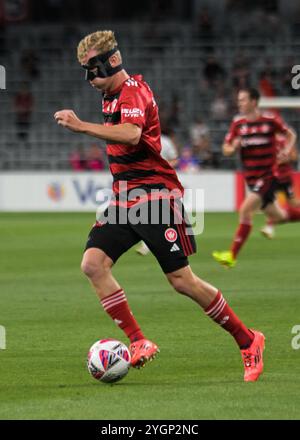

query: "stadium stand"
(0, 15), (299, 171)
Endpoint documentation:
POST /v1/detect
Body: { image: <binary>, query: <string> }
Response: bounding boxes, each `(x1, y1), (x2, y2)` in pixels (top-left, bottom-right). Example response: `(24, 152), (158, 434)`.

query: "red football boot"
(129, 339), (159, 369)
(241, 330), (265, 382)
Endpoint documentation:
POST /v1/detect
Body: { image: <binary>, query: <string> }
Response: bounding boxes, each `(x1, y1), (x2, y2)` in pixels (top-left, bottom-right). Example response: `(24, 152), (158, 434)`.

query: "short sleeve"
(224, 121), (237, 143)
(119, 86), (146, 128)
(273, 114), (289, 134)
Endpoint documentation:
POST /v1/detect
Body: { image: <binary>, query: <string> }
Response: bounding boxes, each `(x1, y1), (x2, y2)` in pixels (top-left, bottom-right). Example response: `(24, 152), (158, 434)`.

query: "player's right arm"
(54, 109), (142, 146)
(222, 138), (241, 156)
(222, 120), (240, 156)
(80, 121), (142, 146)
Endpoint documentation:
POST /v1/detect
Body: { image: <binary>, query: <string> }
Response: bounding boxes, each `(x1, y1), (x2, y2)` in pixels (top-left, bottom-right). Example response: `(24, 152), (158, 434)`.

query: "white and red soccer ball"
(87, 339), (131, 383)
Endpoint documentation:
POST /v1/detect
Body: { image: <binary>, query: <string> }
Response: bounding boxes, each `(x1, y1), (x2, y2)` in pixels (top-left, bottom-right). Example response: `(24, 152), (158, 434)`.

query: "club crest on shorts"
(164, 227), (178, 243)
(253, 179), (264, 191)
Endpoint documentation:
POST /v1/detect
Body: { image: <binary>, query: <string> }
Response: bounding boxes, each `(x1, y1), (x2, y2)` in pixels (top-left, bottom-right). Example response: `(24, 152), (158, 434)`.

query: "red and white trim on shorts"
(170, 201), (194, 256)
(101, 289), (127, 312)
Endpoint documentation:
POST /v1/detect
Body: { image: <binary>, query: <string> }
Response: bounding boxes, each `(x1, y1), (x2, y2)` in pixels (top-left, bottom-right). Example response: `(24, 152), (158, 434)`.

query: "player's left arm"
(290, 144), (298, 162)
(284, 126), (297, 154)
(54, 109), (142, 146)
(277, 126), (297, 163)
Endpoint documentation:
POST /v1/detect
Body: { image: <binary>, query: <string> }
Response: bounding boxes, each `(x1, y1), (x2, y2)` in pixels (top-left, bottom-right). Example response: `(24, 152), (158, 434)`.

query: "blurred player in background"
(213, 88), (300, 268)
(136, 128), (178, 255)
(55, 31), (265, 381)
(261, 133), (300, 239)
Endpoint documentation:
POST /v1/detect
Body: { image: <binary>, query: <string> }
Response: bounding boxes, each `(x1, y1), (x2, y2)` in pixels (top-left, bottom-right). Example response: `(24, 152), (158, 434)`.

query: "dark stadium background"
(1, 0), (299, 172)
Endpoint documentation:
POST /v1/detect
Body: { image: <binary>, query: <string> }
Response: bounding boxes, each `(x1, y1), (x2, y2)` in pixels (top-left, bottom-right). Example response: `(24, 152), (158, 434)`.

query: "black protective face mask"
(82, 47), (123, 80)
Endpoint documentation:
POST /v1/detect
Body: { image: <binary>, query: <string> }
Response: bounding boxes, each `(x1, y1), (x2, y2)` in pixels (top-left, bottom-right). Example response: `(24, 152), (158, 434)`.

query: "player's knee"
(81, 259), (99, 279)
(81, 249), (113, 280)
(168, 273), (189, 294)
(80, 257), (110, 280)
(239, 209), (252, 223)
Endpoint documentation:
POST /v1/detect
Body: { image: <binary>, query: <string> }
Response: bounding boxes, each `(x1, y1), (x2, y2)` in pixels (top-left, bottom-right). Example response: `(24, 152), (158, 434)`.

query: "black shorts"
(85, 199), (197, 274)
(249, 177), (278, 209)
(276, 178), (294, 200)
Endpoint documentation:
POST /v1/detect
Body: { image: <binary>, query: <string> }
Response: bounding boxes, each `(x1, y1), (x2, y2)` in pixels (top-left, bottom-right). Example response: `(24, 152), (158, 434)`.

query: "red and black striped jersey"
(102, 75), (183, 205)
(225, 112), (288, 186)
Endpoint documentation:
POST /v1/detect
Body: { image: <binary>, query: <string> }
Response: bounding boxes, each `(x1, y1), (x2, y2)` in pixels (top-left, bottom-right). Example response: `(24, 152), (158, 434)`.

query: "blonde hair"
(77, 30), (118, 63)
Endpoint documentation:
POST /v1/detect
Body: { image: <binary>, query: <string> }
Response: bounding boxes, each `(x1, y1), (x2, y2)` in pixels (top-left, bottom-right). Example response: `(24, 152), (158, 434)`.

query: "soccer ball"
(87, 339), (131, 383)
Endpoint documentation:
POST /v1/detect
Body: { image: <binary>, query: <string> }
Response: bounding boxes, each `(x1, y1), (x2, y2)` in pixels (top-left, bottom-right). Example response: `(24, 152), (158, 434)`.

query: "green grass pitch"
(0, 212), (300, 420)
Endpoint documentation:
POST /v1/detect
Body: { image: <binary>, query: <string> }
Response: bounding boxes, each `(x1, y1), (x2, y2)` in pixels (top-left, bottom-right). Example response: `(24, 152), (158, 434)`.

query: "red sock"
(101, 289), (145, 343)
(285, 205), (300, 222)
(205, 291), (254, 349)
(230, 222), (252, 259)
(267, 218), (273, 226)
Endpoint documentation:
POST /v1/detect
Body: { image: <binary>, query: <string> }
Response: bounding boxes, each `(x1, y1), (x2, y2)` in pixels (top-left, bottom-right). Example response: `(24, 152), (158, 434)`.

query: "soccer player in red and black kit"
(261, 133), (300, 239)
(55, 31), (265, 381)
(213, 88), (300, 268)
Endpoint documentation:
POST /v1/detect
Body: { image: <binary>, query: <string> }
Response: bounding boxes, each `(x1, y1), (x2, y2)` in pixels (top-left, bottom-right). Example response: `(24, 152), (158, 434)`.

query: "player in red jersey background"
(261, 133), (300, 239)
(55, 31), (266, 381)
(213, 88), (300, 267)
